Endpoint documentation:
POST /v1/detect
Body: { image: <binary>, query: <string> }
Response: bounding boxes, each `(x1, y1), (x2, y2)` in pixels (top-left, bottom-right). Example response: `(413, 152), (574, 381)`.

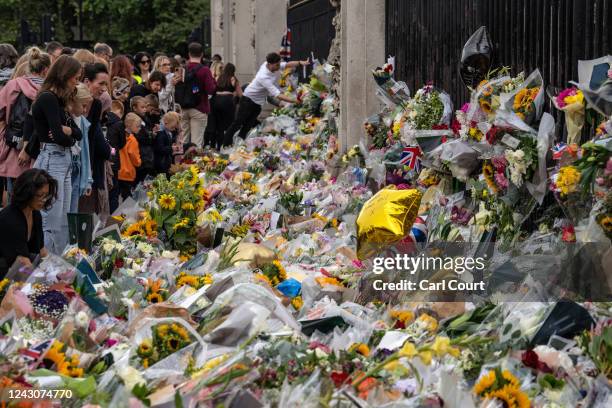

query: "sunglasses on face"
(140, 60), (150, 64)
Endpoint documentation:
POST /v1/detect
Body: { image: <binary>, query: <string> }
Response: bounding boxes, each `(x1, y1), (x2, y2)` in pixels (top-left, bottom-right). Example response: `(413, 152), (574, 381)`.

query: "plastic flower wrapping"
(0, 51), (610, 408)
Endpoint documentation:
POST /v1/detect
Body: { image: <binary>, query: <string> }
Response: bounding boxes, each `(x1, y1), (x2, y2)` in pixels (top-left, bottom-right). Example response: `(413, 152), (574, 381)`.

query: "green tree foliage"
(0, 0), (210, 56)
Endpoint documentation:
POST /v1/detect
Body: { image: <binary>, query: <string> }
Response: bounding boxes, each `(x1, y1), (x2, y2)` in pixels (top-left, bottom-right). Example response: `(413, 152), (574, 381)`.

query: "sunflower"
(147, 292), (164, 304)
(473, 370), (498, 395)
(176, 272), (200, 288)
(255, 273), (272, 286)
(45, 341), (66, 367)
(479, 98), (493, 115)
(390, 309), (414, 324)
(159, 194), (176, 210)
(272, 260), (287, 281)
(315, 276), (343, 287)
(156, 324), (169, 338)
(123, 222), (145, 237)
(182, 202), (195, 211)
(165, 336), (181, 352)
(138, 339), (153, 358)
(513, 89), (531, 111)
(171, 324), (190, 341)
(599, 216), (612, 232)
(144, 219), (158, 237)
(69, 367), (84, 377)
(177, 180), (185, 189)
(291, 295), (303, 310)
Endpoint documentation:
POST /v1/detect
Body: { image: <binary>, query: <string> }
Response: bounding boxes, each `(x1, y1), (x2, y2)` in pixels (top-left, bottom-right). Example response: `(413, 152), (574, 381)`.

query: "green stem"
(351, 353), (399, 389)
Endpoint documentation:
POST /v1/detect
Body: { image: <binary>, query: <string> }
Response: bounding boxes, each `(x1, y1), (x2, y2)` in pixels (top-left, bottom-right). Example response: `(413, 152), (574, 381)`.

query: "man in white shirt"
(223, 52), (309, 146)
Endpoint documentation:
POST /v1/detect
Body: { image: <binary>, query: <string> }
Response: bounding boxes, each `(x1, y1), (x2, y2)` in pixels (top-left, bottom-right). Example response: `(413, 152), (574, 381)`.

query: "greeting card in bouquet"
(300, 315), (347, 336)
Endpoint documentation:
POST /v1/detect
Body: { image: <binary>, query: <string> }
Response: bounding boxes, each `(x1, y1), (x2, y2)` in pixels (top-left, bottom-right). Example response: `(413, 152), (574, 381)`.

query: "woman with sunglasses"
(133, 51), (152, 85)
(153, 55), (179, 113)
(0, 168), (56, 278)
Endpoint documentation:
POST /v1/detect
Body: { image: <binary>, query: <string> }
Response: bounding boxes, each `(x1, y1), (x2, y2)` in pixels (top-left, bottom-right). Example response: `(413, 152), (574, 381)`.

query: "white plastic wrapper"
(466, 75), (511, 123)
(278, 368), (322, 408)
(525, 112), (555, 204)
(496, 69), (545, 133)
(130, 316), (208, 377)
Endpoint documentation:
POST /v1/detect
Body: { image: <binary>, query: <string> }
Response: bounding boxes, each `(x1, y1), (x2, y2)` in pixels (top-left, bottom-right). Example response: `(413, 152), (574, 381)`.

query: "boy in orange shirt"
(118, 113), (142, 199)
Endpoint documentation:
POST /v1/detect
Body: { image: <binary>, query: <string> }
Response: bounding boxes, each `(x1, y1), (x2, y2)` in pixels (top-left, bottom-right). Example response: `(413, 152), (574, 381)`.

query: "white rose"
(117, 365), (145, 391)
(314, 348), (328, 359)
(161, 250), (175, 259)
(102, 243), (114, 253)
(75, 311), (89, 329)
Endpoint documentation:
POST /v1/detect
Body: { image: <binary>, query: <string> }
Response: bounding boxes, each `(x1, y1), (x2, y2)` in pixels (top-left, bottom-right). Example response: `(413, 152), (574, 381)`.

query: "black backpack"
(174, 64), (203, 109)
(4, 92), (32, 149)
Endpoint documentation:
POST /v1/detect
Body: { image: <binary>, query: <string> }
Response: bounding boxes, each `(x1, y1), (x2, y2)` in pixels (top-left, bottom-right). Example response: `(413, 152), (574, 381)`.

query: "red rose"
(432, 124), (449, 130)
(451, 118), (461, 135)
(521, 349), (539, 369)
(393, 320), (406, 329)
(562, 225), (576, 243)
(330, 371), (350, 388)
(114, 258), (124, 268)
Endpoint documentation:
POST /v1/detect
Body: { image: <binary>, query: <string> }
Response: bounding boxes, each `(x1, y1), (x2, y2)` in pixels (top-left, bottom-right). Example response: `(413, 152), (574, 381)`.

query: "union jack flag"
(280, 29), (292, 62)
(399, 146), (423, 172)
(552, 143), (568, 160)
(19, 339), (53, 364)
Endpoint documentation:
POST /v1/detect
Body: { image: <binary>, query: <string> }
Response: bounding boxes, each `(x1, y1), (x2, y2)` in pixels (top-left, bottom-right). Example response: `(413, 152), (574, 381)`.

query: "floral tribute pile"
(0, 56), (610, 408)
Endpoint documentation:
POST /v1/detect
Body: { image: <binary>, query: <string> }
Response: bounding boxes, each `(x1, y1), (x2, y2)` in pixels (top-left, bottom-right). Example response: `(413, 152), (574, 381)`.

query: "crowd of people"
(0, 39), (310, 275)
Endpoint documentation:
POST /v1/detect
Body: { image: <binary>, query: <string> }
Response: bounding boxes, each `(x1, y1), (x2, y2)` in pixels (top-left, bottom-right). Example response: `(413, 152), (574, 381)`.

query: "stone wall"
(211, 0), (287, 84)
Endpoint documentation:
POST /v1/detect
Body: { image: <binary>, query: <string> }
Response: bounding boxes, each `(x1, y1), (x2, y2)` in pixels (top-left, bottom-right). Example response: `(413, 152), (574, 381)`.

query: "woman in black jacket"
(31, 55), (82, 255)
(105, 100), (126, 213)
(0, 169), (56, 278)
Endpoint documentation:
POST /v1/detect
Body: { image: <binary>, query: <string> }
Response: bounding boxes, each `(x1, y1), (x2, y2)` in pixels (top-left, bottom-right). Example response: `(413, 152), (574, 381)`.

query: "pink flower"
(352, 259), (365, 269)
(494, 172), (509, 189)
(608, 68), (612, 79)
(461, 103), (470, 113)
(556, 87), (578, 108)
(308, 341), (331, 353)
(106, 338), (118, 347)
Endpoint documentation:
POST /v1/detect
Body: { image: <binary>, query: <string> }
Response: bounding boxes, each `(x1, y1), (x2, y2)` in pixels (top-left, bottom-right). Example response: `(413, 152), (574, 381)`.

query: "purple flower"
(451, 206), (472, 225)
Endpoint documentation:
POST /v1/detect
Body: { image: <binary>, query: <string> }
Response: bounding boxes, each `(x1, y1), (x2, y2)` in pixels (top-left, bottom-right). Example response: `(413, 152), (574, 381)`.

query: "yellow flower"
(390, 309), (414, 324)
(556, 166), (581, 196)
(429, 336), (459, 358)
(417, 313), (438, 332)
(331, 218), (338, 228)
(202, 354), (229, 372)
(351, 343), (370, 357)
(157, 324), (169, 338)
(600, 216), (612, 232)
(123, 222), (145, 237)
(171, 323), (190, 341)
(469, 126), (483, 141)
(563, 90), (584, 106)
(182, 202), (195, 211)
(147, 292), (164, 304)
(392, 120), (403, 135)
(176, 272), (200, 288)
(418, 350), (432, 365)
(0, 278), (10, 292)
(138, 339), (153, 357)
(255, 273), (272, 286)
(143, 358), (149, 369)
(398, 341), (417, 358)
(202, 274), (213, 285)
(479, 99), (493, 114)
(159, 194), (176, 210)
(291, 295), (303, 310)
(473, 370), (497, 395)
(315, 276), (343, 287)
(273, 260), (287, 281)
(485, 384), (530, 408)
(177, 180), (185, 189)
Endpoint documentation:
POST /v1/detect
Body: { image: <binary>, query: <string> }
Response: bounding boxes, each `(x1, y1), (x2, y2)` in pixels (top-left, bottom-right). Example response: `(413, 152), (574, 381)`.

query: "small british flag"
(399, 146), (423, 172)
(552, 143), (568, 160)
(19, 339), (53, 365)
(280, 29), (292, 62)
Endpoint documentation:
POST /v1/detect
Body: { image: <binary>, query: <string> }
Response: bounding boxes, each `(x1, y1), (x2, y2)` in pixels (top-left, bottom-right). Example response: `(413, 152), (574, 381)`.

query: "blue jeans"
(34, 144), (72, 255)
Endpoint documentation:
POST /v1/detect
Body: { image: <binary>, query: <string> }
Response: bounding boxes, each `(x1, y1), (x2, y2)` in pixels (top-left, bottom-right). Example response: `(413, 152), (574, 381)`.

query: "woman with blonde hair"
(0, 47), (51, 202)
(153, 55), (179, 113)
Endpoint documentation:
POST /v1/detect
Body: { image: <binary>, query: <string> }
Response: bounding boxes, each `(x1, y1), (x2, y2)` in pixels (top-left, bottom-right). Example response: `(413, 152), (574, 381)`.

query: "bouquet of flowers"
(372, 63), (394, 85)
(148, 167), (210, 257)
(468, 71), (522, 122)
(552, 86), (586, 145)
(497, 69), (545, 131)
(136, 322), (193, 369)
(405, 85), (451, 130)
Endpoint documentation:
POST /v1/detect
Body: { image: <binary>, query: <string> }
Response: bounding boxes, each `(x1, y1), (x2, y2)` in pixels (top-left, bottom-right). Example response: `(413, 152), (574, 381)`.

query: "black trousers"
(205, 94), (237, 150)
(223, 96), (261, 146)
